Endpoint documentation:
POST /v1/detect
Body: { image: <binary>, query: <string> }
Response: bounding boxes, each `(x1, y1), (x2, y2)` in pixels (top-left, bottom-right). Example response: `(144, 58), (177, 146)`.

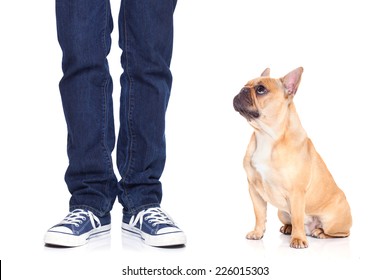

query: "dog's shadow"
(276, 233), (351, 258)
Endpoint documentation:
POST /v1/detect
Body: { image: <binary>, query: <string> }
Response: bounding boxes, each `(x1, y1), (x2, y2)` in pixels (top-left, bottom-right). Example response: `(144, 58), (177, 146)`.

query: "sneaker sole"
(121, 222), (186, 247)
(44, 224), (111, 247)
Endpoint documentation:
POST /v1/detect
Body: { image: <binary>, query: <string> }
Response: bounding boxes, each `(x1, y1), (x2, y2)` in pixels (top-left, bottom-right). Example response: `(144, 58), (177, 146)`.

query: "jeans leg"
(117, 0), (177, 215)
(56, 0), (118, 217)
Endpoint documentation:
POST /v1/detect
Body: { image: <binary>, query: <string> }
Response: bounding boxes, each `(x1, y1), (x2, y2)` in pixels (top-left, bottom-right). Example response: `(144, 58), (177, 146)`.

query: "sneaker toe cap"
(48, 226), (73, 234)
(156, 226), (182, 234)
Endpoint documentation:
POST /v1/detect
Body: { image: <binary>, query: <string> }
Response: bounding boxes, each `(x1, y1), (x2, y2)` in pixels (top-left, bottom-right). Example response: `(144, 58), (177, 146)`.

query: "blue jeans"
(56, 0), (177, 218)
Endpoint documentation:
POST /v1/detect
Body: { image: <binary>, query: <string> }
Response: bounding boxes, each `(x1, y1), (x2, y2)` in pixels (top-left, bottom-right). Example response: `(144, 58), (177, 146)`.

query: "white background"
(1, 0), (389, 279)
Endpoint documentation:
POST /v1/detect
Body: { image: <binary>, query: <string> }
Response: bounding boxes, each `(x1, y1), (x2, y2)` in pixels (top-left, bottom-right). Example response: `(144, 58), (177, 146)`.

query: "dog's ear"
(261, 68), (270, 77)
(282, 67), (304, 96)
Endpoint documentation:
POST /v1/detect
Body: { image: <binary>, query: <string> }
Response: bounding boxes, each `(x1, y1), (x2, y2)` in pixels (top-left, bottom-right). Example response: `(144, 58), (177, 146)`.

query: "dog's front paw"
(290, 237), (308, 249)
(246, 230), (264, 240)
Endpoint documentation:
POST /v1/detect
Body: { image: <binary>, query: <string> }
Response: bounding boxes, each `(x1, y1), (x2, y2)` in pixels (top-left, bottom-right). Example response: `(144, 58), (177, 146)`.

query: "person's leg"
(117, 0), (186, 246)
(117, 0), (176, 215)
(45, 0), (117, 247)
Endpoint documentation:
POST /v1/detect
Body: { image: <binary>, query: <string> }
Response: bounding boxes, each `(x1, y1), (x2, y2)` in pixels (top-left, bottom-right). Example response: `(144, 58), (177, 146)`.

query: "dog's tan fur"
(233, 67), (352, 249)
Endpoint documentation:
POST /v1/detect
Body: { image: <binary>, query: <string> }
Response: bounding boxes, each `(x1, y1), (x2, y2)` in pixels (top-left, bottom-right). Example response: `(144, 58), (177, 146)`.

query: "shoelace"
(61, 209), (101, 228)
(129, 207), (175, 228)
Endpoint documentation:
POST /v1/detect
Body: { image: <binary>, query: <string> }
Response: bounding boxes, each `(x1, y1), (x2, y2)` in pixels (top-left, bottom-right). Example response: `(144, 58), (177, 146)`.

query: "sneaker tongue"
(145, 210), (175, 226)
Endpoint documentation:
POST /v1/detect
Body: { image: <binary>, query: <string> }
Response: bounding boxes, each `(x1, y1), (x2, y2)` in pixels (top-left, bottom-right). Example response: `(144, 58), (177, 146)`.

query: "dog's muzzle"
(233, 87), (260, 120)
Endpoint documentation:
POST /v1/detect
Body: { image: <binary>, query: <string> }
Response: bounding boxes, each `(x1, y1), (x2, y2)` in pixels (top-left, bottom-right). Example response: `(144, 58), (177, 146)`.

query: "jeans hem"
(69, 205), (110, 218)
(122, 203), (161, 217)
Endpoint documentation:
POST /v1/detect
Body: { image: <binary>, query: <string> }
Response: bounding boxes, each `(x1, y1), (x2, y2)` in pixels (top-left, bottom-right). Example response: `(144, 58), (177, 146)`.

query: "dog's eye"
(255, 85), (268, 95)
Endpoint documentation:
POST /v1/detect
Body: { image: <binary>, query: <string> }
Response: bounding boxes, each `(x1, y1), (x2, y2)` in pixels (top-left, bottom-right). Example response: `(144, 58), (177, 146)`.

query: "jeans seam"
(102, 0), (112, 172)
(121, 0), (136, 210)
(101, 0), (115, 213)
(123, 2), (136, 182)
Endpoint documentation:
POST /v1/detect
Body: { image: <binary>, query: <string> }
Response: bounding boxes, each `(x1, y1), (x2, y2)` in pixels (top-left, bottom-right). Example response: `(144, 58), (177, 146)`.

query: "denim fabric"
(55, 0), (177, 218)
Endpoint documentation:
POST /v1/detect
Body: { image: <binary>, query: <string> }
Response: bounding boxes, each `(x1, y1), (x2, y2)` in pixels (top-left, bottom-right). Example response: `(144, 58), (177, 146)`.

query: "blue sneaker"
(122, 207), (186, 247)
(44, 209), (111, 247)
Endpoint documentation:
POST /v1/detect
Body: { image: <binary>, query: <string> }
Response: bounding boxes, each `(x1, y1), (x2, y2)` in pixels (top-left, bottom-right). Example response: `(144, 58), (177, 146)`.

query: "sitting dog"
(233, 67), (352, 248)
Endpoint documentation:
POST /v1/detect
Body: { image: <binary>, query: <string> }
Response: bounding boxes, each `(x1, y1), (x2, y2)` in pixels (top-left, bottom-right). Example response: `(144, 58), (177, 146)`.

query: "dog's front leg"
(244, 133), (267, 240)
(246, 185), (267, 240)
(288, 190), (308, 248)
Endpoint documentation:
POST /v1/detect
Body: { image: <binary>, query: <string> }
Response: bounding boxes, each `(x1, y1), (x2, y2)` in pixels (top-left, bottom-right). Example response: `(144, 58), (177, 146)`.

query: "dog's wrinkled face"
(233, 67), (303, 129)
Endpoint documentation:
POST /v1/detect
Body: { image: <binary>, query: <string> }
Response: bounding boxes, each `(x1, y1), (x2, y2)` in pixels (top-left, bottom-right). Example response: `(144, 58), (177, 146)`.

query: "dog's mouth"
(233, 94), (260, 121)
(237, 109), (260, 121)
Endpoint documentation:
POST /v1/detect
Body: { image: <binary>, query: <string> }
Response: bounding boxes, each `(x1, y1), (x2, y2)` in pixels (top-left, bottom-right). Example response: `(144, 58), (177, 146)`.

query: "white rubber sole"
(121, 223), (186, 247)
(44, 224), (111, 247)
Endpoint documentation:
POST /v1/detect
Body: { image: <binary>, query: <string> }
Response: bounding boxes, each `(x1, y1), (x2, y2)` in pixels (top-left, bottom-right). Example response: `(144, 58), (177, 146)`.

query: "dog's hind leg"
(278, 210), (292, 235)
(313, 207), (352, 238)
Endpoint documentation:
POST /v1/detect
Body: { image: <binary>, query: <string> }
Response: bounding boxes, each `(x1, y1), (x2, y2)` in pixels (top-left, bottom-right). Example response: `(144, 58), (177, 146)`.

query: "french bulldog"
(233, 67), (352, 248)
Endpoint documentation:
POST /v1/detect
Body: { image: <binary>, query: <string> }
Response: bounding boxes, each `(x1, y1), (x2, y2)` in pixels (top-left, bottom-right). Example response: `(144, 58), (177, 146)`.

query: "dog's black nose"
(240, 87), (250, 95)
